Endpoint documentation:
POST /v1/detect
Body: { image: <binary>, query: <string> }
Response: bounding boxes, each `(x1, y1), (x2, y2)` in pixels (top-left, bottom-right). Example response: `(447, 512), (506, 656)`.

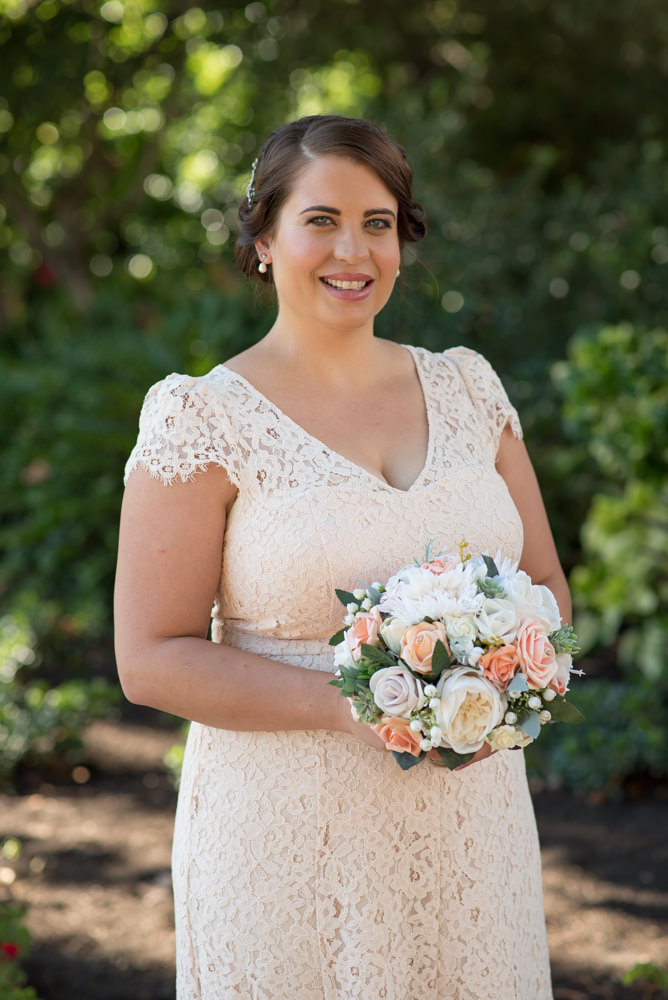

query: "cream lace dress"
(124, 344), (553, 1000)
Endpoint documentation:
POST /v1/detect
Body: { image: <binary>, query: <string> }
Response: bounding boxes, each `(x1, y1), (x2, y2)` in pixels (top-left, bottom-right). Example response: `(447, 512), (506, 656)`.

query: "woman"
(115, 114), (568, 999)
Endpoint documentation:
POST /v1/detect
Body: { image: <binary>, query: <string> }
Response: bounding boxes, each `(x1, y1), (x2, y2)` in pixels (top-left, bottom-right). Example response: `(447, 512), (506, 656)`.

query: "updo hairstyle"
(235, 115), (427, 284)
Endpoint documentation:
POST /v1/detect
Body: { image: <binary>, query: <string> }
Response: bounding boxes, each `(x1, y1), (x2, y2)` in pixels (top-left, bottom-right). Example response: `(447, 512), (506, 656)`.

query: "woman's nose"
(333, 226), (368, 262)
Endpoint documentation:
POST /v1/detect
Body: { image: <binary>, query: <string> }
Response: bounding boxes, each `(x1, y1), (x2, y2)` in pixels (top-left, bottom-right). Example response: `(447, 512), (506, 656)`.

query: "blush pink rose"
(549, 653), (573, 695)
(480, 644), (520, 691)
(421, 554), (459, 575)
(346, 607), (382, 662)
(375, 716), (423, 757)
(516, 620), (558, 689)
(400, 620), (449, 674)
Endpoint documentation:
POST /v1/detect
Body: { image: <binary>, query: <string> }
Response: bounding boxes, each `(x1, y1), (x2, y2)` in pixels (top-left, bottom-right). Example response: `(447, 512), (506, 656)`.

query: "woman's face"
(257, 154), (401, 337)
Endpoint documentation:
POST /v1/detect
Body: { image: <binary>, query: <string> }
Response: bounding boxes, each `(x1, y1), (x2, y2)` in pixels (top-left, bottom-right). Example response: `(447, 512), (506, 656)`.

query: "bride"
(115, 114), (568, 999)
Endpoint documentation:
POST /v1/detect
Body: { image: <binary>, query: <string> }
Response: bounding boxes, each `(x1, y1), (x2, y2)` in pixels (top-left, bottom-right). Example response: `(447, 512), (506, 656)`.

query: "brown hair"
(235, 115), (427, 283)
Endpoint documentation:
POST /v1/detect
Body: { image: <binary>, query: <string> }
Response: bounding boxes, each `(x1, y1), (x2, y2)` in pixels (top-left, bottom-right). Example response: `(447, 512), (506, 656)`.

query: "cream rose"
(400, 620), (449, 675)
(435, 668), (504, 754)
(369, 665), (426, 719)
(516, 620), (558, 689)
(444, 615), (478, 659)
(379, 617), (407, 655)
(487, 724), (533, 751)
(346, 607), (382, 662)
(333, 639), (356, 671)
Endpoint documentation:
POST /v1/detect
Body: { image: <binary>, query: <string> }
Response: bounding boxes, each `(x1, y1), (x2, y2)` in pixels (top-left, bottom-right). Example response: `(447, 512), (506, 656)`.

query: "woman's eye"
(366, 218), (392, 231)
(307, 215), (333, 226)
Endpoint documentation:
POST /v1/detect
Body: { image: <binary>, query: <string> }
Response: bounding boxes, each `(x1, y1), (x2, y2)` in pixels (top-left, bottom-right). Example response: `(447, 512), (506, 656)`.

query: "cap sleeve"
(124, 372), (240, 487)
(447, 347), (523, 455)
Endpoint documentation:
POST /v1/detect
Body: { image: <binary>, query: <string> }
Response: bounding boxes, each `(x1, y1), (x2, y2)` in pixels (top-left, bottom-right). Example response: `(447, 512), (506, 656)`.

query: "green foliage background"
(1, 0), (667, 793)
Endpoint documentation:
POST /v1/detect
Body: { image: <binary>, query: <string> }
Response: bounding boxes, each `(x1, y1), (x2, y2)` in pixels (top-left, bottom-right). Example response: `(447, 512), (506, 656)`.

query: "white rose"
(502, 572), (561, 633)
(333, 640), (356, 671)
(475, 598), (520, 643)
(435, 667), (504, 754)
(379, 617), (407, 655)
(369, 665), (426, 719)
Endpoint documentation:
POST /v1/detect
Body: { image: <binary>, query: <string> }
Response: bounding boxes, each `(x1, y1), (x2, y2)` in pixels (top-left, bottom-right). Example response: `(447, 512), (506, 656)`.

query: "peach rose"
(346, 607), (382, 662)
(480, 644), (520, 691)
(422, 554), (459, 575)
(549, 653), (573, 695)
(516, 620), (558, 689)
(375, 716), (423, 757)
(400, 620), (449, 674)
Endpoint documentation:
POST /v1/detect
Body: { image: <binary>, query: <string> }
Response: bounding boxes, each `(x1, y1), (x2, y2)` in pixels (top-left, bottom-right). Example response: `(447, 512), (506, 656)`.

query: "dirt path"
(1, 719), (667, 1000)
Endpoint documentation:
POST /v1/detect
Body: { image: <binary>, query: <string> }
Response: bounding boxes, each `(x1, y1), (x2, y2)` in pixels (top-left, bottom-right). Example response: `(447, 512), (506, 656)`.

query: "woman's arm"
(495, 424), (572, 623)
(114, 466), (384, 747)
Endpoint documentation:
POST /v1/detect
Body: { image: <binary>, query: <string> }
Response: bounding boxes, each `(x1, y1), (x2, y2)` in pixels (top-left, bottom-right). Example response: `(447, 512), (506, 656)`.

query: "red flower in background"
(1, 941), (20, 959)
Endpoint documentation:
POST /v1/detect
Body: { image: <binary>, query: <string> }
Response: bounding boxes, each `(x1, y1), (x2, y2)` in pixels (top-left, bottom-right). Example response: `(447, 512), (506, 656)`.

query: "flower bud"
(361, 598), (373, 611)
(410, 719), (423, 732)
(371, 582), (383, 592)
(424, 684), (437, 697)
(346, 602), (359, 614)
(543, 688), (557, 702)
(508, 689), (521, 701)
(353, 589), (366, 600)
(430, 725), (443, 743)
(504, 711), (518, 725)
(528, 696), (542, 711)
(429, 697), (440, 709)
(539, 710), (552, 723)
(420, 739), (433, 752)
(343, 614), (355, 626)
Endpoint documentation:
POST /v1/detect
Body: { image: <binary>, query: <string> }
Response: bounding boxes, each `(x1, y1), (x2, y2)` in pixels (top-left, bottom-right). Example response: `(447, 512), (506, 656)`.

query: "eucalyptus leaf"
(328, 629), (345, 646)
(393, 750), (426, 770)
(508, 673), (529, 692)
(335, 588), (356, 608)
(366, 586), (382, 605)
(519, 711), (541, 739)
(548, 699), (585, 723)
(482, 554), (500, 578)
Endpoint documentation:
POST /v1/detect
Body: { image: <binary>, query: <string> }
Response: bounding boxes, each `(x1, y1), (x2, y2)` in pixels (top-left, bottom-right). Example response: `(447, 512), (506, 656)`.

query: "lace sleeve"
(447, 347), (523, 455)
(124, 372), (240, 487)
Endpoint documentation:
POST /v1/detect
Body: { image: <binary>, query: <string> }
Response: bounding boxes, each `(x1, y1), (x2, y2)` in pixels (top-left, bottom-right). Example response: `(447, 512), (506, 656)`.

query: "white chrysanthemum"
(380, 561), (483, 623)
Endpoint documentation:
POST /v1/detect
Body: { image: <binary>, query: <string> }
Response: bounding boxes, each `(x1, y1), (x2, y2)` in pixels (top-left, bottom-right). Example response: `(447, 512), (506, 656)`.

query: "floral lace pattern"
(125, 346), (552, 1000)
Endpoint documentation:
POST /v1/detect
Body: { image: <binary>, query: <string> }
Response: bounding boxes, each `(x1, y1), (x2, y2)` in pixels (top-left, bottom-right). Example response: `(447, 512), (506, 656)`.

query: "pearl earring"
(258, 254), (268, 274)
(396, 268), (401, 277)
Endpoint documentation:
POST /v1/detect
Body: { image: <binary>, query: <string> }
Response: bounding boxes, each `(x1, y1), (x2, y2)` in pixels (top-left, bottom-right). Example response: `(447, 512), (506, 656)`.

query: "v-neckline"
(217, 343), (433, 494)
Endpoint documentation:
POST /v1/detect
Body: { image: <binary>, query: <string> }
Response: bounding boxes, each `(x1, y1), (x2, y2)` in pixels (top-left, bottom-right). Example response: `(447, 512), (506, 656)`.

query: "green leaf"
(548, 698), (585, 723)
(366, 586), (382, 605)
(328, 629), (345, 646)
(482, 554), (500, 578)
(433, 747), (475, 769)
(393, 750), (426, 770)
(359, 643), (394, 667)
(431, 639), (452, 677)
(335, 588), (356, 608)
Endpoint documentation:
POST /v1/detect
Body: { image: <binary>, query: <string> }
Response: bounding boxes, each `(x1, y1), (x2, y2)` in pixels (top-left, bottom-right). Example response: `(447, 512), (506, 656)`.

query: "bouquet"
(330, 542), (583, 770)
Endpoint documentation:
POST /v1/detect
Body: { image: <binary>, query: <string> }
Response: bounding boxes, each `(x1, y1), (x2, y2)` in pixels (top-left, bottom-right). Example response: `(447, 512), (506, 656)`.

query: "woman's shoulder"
(124, 366), (244, 487)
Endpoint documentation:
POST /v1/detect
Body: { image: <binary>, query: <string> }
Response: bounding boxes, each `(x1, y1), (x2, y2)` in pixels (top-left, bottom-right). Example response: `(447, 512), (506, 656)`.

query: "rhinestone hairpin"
(246, 158), (259, 207)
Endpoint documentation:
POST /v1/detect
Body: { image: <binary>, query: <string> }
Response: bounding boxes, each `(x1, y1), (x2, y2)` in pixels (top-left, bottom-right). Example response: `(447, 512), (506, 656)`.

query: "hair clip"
(246, 158), (259, 207)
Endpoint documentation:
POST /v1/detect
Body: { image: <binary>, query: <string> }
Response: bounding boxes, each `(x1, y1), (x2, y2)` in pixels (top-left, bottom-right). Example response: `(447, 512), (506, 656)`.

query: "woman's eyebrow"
(298, 205), (396, 219)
